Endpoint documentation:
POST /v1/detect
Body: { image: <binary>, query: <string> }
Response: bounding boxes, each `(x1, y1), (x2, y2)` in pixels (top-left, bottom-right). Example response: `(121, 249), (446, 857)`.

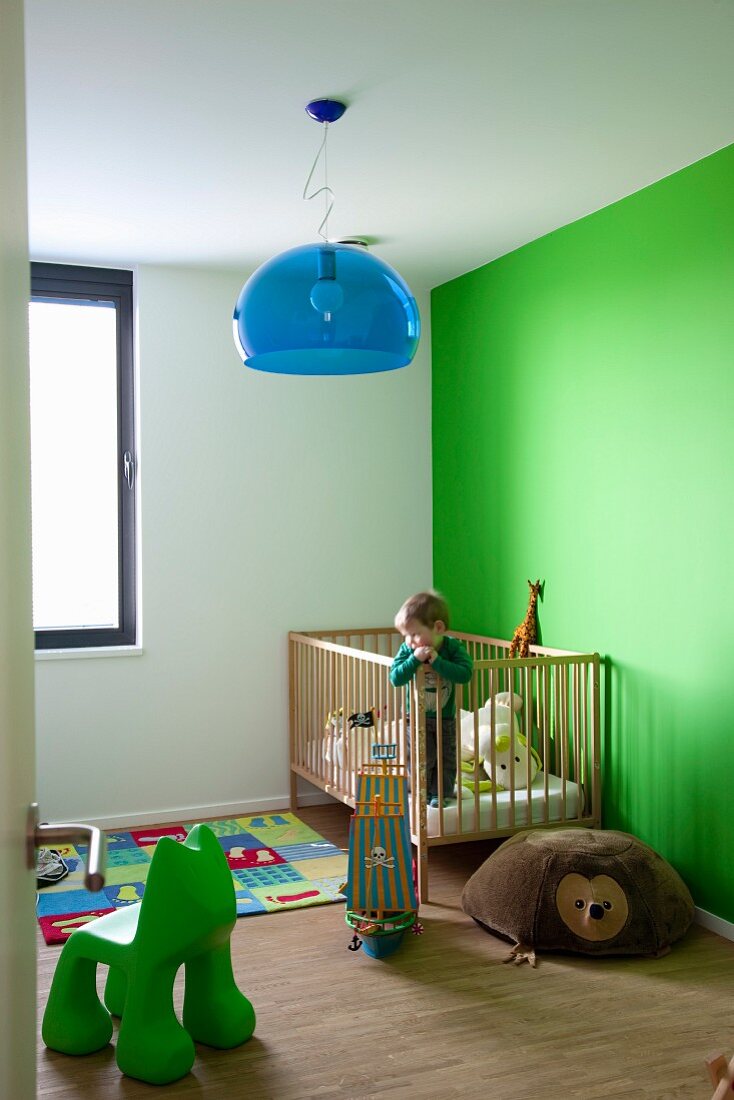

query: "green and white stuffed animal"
(459, 692), (541, 791)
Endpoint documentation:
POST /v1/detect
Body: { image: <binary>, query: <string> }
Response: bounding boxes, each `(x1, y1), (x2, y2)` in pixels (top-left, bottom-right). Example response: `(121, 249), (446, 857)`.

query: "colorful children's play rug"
(37, 812), (347, 945)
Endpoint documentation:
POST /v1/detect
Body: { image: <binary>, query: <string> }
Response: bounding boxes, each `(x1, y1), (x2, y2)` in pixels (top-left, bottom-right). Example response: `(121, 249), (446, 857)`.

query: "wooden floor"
(37, 802), (734, 1099)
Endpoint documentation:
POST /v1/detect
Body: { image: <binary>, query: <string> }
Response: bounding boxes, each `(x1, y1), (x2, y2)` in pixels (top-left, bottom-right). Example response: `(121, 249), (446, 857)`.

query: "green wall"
(431, 143), (734, 922)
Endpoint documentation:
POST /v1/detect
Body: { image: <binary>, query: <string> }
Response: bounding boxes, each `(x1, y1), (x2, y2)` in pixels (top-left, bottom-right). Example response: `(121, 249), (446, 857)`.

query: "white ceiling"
(24, 0), (734, 292)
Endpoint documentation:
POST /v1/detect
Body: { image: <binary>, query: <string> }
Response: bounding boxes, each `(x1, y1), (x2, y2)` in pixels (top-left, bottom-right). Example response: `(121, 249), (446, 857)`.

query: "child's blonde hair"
(394, 590), (450, 631)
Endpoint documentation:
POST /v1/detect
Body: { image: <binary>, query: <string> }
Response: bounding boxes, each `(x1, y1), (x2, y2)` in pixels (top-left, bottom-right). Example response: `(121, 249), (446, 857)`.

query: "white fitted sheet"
(421, 771), (581, 839)
(302, 743), (582, 839)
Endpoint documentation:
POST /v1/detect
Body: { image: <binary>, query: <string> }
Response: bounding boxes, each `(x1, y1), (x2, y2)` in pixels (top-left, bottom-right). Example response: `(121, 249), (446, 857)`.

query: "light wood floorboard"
(37, 803), (734, 1099)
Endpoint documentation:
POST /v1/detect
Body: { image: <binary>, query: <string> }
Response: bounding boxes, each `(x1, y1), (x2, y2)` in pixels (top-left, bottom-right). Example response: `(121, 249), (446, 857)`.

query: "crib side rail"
(297, 626), (588, 661)
(288, 632), (412, 807)
(454, 631), (591, 659)
(452, 652), (601, 836)
(296, 628), (401, 657)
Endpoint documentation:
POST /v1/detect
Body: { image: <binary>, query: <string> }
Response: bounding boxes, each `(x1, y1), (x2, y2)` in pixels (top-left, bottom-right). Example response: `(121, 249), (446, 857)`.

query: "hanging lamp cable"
(302, 121), (334, 242)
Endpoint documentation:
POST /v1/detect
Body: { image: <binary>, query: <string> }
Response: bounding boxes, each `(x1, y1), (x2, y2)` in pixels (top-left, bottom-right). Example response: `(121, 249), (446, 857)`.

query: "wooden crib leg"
(418, 841), (429, 904)
(289, 768), (298, 812)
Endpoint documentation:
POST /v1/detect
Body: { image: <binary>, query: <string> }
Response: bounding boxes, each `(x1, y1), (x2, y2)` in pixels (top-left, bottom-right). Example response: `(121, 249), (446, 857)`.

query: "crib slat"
(541, 661), (550, 824)
(341, 652), (349, 796)
(289, 635), (298, 810)
(592, 654), (601, 825)
(563, 664), (570, 803)
(524, 663), (532, 827)
(414, 667), (429, 903)
(573, 662), (582, 820)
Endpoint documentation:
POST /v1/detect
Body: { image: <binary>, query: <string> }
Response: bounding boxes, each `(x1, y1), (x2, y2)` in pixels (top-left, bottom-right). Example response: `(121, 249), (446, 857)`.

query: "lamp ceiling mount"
(305, 99), (347, 125)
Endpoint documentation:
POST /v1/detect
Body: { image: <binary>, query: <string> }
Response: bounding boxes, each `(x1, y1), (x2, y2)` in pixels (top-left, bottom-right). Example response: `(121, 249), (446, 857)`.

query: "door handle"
(27, 802), (106, 893)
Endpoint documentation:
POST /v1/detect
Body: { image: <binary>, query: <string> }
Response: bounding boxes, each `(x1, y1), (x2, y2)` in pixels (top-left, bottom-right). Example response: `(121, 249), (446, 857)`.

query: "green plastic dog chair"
(42, 823), (255, 1085)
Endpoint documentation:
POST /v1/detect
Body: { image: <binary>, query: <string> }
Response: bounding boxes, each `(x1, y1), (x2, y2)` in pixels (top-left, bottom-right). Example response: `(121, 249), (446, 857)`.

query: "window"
(29, 263), (136, 649)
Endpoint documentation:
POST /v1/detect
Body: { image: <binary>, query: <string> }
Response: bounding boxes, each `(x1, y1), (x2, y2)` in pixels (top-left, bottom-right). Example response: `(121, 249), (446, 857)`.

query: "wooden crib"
(289, 627), (601, 901)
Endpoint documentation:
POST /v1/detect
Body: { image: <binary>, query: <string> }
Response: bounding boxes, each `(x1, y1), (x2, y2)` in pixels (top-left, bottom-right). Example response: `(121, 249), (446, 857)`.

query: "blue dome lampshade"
(233, 241), (420, 375)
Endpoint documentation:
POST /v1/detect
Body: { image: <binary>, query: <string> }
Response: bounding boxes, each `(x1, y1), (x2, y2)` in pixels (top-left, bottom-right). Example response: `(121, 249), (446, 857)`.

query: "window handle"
(123, 450), (135, 490)
(27, 802), (107, 892)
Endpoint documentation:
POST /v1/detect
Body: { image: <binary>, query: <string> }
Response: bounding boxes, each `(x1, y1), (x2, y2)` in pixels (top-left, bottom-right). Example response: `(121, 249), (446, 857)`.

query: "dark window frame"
(30, 262), (137, 649)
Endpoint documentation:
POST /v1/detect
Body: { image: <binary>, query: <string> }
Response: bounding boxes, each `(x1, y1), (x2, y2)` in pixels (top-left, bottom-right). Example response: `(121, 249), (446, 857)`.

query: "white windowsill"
(35, 645), (144, 661)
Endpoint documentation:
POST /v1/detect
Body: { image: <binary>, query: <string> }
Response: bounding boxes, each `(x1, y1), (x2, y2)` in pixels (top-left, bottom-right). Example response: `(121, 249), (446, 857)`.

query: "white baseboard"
(695, 906), (734, 942)
(293, 790), (337, 807)
(79, 790), (336, 831)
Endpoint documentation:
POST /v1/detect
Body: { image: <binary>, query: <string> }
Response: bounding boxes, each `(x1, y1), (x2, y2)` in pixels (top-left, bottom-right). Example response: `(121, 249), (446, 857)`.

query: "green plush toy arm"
(459, 759), (495, 793)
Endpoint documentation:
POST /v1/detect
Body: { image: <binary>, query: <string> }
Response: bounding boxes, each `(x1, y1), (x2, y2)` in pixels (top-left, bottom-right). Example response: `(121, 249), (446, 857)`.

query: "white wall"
(34, 264), (432, 825)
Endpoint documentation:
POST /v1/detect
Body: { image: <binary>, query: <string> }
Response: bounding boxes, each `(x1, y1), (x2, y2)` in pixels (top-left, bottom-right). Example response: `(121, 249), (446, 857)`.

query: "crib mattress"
(421, 771), (581, 839)
(301, 743), (581, 838)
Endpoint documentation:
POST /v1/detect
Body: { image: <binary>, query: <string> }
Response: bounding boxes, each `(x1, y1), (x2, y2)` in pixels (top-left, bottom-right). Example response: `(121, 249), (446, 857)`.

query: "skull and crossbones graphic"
(365, 845), (395, 869)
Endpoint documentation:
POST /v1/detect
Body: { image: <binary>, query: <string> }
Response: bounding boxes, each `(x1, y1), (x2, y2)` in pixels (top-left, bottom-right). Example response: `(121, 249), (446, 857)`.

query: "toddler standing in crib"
(389, 591), (473, 808)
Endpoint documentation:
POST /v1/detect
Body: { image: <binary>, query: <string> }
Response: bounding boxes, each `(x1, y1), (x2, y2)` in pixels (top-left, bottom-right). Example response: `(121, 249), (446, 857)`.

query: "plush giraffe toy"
(706, 1051), (734, 1099)
(508, 579), (542, 659)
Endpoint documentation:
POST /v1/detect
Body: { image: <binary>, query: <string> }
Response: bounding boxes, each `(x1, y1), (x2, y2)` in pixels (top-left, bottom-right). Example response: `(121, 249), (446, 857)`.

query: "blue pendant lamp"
(233, 99), (420, 376)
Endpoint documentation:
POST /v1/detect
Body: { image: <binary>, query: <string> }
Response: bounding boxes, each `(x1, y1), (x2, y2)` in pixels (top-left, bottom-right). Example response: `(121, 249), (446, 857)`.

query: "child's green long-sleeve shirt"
(389, 635), (473, 717)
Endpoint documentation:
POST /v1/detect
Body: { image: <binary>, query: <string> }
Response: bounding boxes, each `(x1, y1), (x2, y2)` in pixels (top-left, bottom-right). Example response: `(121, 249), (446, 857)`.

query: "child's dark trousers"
(406, 715), (457, 800)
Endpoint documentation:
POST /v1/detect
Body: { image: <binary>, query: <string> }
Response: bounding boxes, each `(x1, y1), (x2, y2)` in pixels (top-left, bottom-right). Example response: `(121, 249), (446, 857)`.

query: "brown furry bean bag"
(462, 828), (694, 963)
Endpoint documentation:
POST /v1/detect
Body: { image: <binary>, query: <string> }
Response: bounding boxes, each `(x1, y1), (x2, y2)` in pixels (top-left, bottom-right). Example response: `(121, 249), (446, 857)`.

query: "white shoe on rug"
(37, 847), (69, 887)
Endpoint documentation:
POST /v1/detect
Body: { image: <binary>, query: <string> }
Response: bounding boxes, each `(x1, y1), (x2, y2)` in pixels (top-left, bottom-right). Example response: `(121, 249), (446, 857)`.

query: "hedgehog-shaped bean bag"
(462, 828), (694, 964)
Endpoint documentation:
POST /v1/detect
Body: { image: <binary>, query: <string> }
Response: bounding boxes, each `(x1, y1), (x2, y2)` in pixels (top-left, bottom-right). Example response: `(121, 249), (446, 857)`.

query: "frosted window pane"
(29, 299), (119, 631)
